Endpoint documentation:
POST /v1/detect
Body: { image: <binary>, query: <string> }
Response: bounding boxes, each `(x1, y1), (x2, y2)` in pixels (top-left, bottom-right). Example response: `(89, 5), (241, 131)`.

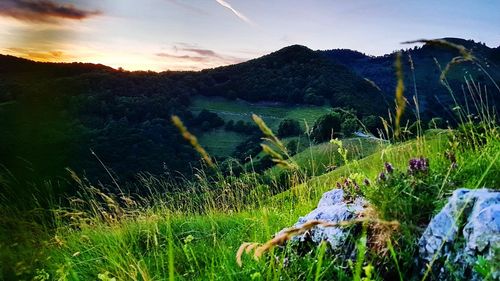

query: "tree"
(304, 88), (324, 105)
(195, 109), (224, 131)
(310, 112), (342, 143)
(286, 139), (300, 154)
(225, 120), (235, 131)
(278, 119), (302, 137)
(341, 117), (358, 137)
(362, 115), (381, 136)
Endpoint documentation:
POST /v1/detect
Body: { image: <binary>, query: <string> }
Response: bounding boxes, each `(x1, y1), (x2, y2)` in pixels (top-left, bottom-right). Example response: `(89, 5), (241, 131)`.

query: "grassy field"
(263, 137), (386, 179)
(197, 129), (248, 157)
(191, 96), (331, 157)
(190, 96), (331, 130)
(2, 126), (498, 280)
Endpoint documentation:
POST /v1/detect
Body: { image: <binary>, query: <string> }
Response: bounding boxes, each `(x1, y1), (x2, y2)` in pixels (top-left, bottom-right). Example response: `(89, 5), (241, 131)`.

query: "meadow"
(190, 96), (330, 157)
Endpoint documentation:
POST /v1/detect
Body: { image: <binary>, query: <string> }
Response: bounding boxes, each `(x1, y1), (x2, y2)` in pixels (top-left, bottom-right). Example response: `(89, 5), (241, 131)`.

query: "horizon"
(1, 0), (499, 71)
(2, 37), (498, 73)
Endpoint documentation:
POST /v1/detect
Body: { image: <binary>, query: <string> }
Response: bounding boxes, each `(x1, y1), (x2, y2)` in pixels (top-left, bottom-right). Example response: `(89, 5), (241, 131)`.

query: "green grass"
(191, 96), (330, 130)
(190, 96), (331, 157)
(3, 127), (497, 280)
(265, 137), (386, 179)
(197, 129), (248, 157)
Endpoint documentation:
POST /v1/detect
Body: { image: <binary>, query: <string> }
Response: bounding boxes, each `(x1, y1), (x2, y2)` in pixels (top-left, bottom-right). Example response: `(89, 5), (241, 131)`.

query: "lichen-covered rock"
(317, 189), (344, 207)
(418, 188), (500, 280)
(281, 189), (366, 250)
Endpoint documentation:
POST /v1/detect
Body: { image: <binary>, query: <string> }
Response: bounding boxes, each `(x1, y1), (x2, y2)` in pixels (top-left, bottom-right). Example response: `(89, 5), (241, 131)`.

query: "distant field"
(197, 129), (248, 157)
(190, 96), (331, 130)
(190, 96), (331, 157)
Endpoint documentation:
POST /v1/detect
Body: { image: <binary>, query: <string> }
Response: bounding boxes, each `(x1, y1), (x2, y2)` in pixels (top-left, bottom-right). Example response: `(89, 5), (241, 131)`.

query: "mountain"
(320, 38), (500, 119)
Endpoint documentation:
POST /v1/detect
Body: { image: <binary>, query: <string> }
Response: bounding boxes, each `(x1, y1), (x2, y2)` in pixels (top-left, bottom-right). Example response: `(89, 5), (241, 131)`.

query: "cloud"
(156, 52), (207, 62)
(214, 0), (253, 25)
(5, 47), (71, 61)
(0, 0), (101, 22)
(156, 46), (247, 70)
(181, 48), (217, 57)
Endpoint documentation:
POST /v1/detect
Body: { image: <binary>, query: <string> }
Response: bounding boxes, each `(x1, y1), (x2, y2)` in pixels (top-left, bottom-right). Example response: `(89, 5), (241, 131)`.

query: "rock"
(418, 188), (500, 280)
(280, 189), (366, 251)
(317, 189), (344, 207)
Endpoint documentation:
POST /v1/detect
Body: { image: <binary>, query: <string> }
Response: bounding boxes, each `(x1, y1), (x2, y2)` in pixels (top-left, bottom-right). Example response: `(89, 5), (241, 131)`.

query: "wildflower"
(183, 235), (194, 244)
(384, 162), (394, 174)
(363, 178), (371, 186)
(408, 157), (429, 175)
(336, 182), (342, 189)
(343, 178), (350, 187)
(378, 172), (386, 181)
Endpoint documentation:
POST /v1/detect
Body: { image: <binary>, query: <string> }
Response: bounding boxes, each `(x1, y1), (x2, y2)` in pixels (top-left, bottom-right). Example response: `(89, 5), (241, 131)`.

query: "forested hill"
(194, 45), (387, 116)
(320, 38), (500, 119)
(1, 38), (498, 188)
(0, 45), (388, 184)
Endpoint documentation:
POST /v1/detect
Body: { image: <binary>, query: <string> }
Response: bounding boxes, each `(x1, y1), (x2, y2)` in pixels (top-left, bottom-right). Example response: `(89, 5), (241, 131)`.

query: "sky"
(1, 0), (499, 71)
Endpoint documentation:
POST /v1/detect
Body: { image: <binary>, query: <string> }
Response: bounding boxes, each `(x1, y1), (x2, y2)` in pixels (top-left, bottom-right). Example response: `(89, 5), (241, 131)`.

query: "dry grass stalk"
(394, 52), (406, 139)
(252, 114), (298, 169)
(236, 214), (399, 266)
(360, 206), (400, 255)
(171, 115), (214, 168)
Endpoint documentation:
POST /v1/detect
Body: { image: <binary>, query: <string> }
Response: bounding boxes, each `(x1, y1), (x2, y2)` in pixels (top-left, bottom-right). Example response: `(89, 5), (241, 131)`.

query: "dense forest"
(0, 38), (498, 196)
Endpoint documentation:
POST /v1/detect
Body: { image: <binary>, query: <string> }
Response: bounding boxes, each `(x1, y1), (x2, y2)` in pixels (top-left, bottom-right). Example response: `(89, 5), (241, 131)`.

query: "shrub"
(341, 117), (358, 137)
(310, 112), (342, 143)
(362, 159), (451, 276)
(362, 115), (382, 136)
(195, 109), (224, 131)
(278, 119), (302, 137)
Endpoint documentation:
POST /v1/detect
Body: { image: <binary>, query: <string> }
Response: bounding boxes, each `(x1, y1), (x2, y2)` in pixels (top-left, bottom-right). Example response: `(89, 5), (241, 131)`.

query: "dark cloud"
(156, 52), (207, 62)
(182, 48), (217, 57)
(0, 0), (101, 22)
(156, 47), (247, 69)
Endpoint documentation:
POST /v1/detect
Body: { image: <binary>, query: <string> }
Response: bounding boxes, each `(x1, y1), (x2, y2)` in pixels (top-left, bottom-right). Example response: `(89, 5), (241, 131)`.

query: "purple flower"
(378, 172), (386, 181)
(363, 178), (371, 186)
(343, 178), (351, 188)
(384, 162), (394, 174)
(408, 157), (429, 175)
